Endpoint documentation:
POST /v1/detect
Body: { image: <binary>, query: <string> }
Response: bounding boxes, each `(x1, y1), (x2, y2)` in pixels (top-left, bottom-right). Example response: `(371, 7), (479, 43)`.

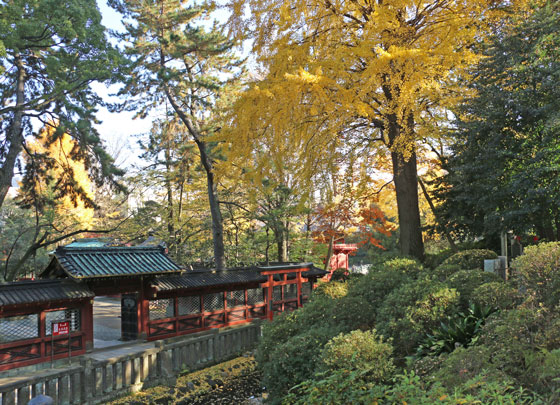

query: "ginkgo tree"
(226, 0), (518, 260)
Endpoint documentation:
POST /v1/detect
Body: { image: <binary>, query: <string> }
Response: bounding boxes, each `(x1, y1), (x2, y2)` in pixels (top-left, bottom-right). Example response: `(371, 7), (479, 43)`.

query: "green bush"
(511, 242), (560, 307)
(330, 267), (349, 282)
(477, 307), (548, 387)
(370, 371), (541, 404)
(332, 268), (412, 331)
(525, 348), (560, 397)
(312, 280), (348, 299)
(286, 370), (543, 404)
(257, 262), (415, 402)
(415, 303), (496, 358)
(260, 325), (341, 400)
(284, 368), (379, 405)
(430, 263), (462, 281)
(445, 269), (501, 308)
(440, 249), (498, 270)
(376, 278), (460, 358)
(320, 329), (395, 380)
(472, 281), (520, 310)
(424, 249), (456, 270)
(379, 257), (423, 278)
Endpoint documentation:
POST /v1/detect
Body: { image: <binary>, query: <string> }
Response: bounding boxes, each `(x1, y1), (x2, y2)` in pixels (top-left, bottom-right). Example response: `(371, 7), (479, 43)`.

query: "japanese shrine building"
(0, 245), (326, 371)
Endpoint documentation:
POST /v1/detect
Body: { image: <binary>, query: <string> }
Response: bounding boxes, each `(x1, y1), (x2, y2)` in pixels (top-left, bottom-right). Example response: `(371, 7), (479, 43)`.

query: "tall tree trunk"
(0, 56), (26, 209)
(324, 234), (335, 271)
(387, 116), (424, 261)
(274, 225), (288, 262)
(163, 87), (226, 270)
(205, 167), (226, 269)
(164, 146), (174, 246)
(265, 226), (270, 265)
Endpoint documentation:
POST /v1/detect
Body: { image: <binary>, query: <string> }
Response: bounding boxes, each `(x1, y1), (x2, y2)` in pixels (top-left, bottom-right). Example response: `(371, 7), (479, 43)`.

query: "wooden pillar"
(296, 270), (302, 309)
(39, 310), (46, 359)
(267, 275), (273, 321)
(82, 299), (94, 352)
(138, 280), (149, 340)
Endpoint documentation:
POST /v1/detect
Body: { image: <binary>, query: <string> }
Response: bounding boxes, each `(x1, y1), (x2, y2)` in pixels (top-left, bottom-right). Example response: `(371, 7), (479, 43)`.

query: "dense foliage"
(438, 1), (560, 241)
(256, 246), (560, 403)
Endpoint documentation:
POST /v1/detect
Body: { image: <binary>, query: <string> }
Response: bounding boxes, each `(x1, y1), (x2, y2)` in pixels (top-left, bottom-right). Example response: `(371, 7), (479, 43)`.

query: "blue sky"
(93, 0), (151, 169)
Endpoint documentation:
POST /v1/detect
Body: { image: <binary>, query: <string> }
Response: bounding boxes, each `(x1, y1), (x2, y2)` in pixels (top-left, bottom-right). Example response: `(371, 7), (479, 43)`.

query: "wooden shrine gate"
(0, 244), (327, 371)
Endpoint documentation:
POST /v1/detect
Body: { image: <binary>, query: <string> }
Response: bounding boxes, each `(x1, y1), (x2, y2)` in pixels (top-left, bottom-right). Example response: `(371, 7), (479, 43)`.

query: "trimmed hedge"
(440, 249), (498, 270)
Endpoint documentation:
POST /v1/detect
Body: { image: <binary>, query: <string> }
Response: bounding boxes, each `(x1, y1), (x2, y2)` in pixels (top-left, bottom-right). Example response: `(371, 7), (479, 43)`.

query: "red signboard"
(53, 321), (70, 336)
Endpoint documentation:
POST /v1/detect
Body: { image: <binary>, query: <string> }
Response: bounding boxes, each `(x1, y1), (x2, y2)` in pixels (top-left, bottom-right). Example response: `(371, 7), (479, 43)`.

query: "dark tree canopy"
(0, 0), (125, 211)
(437, 2), (560, 241)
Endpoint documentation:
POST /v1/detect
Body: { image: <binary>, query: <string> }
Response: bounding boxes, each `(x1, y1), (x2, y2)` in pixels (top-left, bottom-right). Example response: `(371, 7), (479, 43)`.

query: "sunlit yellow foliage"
(222, 0), (526, 257)
(26, 125), (95, 229)
(225, 0), (517, 158)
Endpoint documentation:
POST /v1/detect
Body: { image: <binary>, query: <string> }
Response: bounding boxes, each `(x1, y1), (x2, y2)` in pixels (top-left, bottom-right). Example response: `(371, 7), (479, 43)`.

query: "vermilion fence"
(145, 283), (312, 340)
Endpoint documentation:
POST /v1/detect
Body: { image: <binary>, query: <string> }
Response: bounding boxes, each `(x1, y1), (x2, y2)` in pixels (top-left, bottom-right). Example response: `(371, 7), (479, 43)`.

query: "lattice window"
(149, 299), (175, 320)
(178, 296), (201, 316)
(302, 282), (312, 297)
(45, 309), (80, 336)
(203, 293), (224, 311)
(0, 314), (39, 343)
(226, 290), (245, 308)
(273, 286), (282, 301)
(247, 288), (264, 306)
(284, 284), (298, 300)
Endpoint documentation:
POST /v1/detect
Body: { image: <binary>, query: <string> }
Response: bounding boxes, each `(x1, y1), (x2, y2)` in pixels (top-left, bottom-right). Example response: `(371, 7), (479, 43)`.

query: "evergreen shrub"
(440, 249), (498, 270)
(511, 241), (560, 307)
(320, 329), (395, 380)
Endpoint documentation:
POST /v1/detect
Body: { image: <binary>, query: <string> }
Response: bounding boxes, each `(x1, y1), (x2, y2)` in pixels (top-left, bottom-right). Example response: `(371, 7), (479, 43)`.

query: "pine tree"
(112, 0), (243, 270)
(0, 0), (125, 210)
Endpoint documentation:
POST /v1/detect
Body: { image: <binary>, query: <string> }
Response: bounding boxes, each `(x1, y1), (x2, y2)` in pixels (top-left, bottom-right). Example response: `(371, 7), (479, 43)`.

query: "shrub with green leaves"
(260, 325), (341, 401)
(376, 278), (460, 358)
(478, 308), (547, 385)
(440, 249), (498, 270)
(446, 269), (501, 308)
(320, 329), (395, 380)
(511, 242), (560, 307)
(286, 370), (543, 404)
(424, 249), (456, 270)
(415, 303), (496, 358)
(312, 280), (348, 299)
(379, 257), (423, 278)
(332, 269), (411, 331)
(257, 263), (411, 402)
(330, 267), (349, 282)
(472, 281), (520, 309)
(430, 263), (462, 281)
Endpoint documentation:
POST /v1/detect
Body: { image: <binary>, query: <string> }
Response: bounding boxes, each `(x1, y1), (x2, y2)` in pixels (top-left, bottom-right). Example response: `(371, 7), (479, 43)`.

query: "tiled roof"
(153, 264), (328, 292)
(153, 268), (266, 291)
(43, 245), (183, 280)
(0, 279), (94, 308)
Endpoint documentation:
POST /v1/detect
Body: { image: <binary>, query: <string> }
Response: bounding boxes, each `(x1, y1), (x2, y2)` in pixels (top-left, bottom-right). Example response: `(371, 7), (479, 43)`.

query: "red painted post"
(39, 310), (46, 358)
(82, 300), (94, 352)
(296, 270), (302, 309)
(138, 283), (149, 340)
(267, 275), (273, 321)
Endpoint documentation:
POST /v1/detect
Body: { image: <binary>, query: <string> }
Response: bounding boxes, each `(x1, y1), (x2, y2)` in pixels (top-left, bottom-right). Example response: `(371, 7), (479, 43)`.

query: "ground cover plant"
(257, 246), (560, 404)
(108, 356), (262, 405)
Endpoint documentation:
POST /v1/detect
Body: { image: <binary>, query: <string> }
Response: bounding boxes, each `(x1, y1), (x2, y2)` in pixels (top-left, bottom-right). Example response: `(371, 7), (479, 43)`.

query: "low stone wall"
(0, 322), (261, 405)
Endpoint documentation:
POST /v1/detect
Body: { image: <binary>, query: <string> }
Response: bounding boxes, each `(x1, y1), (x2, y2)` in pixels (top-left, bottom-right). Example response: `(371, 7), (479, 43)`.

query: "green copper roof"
(43, 245), (183, 280)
